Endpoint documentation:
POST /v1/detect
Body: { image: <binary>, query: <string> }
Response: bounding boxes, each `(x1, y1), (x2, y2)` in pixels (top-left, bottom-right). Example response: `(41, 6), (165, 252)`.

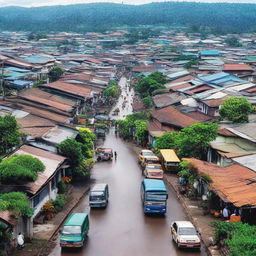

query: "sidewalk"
(13, 181), (90, 256)
(164, 173), (221, 256)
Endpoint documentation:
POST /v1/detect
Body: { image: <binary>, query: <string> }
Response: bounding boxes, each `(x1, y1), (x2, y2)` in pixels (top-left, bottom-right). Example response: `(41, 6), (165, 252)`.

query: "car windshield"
(147, 165), (161, 170)
(62, 226), (81, 236)
(179, 227), (197, 236)
(146, 192), (167, 201)
(90, 191), (104, 200)
(143, 151), (154, 156)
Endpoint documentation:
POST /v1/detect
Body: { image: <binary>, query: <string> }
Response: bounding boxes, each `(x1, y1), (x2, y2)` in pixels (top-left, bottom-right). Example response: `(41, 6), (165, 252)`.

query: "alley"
(109, 76), (134, 119)
(49, 129), (206, 256)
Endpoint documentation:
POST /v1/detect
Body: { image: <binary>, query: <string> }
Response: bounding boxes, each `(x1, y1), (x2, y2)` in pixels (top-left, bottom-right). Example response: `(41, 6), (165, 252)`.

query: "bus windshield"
(146, 192), (167, 201)
(62, 226), (81, 236)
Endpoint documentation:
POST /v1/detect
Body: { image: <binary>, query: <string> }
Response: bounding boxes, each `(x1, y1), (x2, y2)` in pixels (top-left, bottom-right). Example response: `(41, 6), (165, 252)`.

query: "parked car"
(96, 148), (113, 161)
(60, 213), (89, 248)
(171, 221), (201, 249)
(144, 164), (163, 179)
(138, 149), (159, 167)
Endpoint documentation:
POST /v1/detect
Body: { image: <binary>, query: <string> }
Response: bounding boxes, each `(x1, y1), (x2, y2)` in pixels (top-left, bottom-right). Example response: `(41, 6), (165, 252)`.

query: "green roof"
(64, 213), (88, 226)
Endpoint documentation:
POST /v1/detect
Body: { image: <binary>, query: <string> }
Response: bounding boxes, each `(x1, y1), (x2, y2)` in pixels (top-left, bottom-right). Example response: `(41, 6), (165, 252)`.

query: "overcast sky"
(0, 0), (255, 7)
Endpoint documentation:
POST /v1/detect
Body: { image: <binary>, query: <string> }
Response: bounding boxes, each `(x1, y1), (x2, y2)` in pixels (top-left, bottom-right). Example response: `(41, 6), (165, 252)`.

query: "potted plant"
(77, 114), (87, 125)
(42, 201), (55, 220)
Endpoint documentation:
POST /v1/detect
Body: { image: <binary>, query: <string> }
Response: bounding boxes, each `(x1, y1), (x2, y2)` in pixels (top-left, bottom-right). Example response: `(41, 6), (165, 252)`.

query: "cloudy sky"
(0, 0), (255, 7)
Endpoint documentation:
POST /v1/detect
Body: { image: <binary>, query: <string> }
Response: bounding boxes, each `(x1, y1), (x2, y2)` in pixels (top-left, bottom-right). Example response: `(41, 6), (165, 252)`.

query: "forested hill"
(0, 2), (256, 33)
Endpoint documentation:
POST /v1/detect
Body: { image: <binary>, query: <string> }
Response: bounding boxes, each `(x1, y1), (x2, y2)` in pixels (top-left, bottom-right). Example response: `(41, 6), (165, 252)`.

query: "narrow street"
(109, 76), (134, 119)
(49, 130), (206, 256)
(49, 76), (206, 256)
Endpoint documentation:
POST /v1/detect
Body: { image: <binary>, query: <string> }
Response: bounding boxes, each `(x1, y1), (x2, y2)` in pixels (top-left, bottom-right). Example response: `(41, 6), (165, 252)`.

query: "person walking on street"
(114, 151), (117, 160)
(17, 232), (24, 249)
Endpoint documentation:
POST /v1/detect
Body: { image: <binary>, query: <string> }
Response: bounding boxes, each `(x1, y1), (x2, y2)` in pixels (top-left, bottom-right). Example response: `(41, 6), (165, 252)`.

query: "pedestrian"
(114, 151), (117, 160)
(222, 206), (229, 220)
(17, 232), (24, 249)
(115, 129), (118, 137)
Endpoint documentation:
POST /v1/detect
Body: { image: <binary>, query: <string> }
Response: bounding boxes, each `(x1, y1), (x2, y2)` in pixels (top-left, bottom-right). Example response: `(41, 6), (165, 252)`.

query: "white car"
(171, 221), (201, 249)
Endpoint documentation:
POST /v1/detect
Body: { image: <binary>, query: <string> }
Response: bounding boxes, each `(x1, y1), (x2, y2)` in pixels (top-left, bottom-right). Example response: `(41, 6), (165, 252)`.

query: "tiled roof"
(185, 158), (256, 207)
(151, 106), (198, 129)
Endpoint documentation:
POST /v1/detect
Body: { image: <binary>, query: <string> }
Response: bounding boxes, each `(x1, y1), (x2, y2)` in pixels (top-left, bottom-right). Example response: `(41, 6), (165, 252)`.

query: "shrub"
(52, 194), (67, 212)
(0, 154), (45, 184)
(42, 201), (55, 214)
(0, 192), (34, 217)
(58, 180), (67, 194)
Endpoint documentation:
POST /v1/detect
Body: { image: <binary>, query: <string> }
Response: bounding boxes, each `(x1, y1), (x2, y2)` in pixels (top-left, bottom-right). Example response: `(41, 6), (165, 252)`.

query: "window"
(33, 186), (49, 208)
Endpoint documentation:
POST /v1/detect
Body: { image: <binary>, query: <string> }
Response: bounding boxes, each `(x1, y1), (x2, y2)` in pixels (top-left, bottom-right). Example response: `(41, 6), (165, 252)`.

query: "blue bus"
(141, 179), (168, 214)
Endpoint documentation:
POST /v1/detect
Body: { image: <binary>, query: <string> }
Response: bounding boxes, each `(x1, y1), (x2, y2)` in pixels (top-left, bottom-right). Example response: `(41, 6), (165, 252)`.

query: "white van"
(89, 184), (109, 208)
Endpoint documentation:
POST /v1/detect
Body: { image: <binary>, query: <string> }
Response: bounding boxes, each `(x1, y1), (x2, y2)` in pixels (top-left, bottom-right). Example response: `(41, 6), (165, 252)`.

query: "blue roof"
(8, 80), (33, 89)
(198, 72), (245, 86)
(24, 55), (54, 64)
(143, 179), (167, 192)
(200, 50), (220, 56)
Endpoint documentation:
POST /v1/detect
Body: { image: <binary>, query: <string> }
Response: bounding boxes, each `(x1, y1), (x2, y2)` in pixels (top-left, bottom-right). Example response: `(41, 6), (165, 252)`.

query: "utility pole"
(0, 61), (5, 100)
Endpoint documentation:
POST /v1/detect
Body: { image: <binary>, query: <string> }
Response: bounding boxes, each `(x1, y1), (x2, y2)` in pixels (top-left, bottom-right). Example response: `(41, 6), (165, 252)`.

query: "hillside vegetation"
(0, 2), (256, 32)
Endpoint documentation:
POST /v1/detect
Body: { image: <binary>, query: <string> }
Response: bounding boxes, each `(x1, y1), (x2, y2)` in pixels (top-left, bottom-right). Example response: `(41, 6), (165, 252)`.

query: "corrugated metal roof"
(160, 149), (180, 162)
(185, 158), (256, 207)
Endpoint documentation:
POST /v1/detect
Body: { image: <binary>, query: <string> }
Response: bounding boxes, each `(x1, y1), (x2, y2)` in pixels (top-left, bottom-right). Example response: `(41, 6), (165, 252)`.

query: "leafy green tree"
(0, 192), (34, 217)
(178, 122), (218, 159)
(225, 37), (242, 47)
(135, 77), (165, 98)
(0, 154), (45, 184)
(117, 112), (150, 141)
(76, 130), (96, 158)
(155, 123), (218, 159)
(134, 120), (148, 146)
(142, 96), (153, 108)
(0, 115), (21, 156)
(49, 66), (64, 81)
(58, 138), (83, 167)
(74, 158), (94, 177)
(219, 97), (253, 123)
(148, 72), (167, 84)
(103, 83), (120, 99)
(155, 132), (179, 149)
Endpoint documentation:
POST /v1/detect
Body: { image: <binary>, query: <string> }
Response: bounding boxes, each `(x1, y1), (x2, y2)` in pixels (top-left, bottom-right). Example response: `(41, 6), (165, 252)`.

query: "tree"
(0, 154), (45, 184)
(142, 96), (153, 108)
(155, 123), (218, 159)
(148, 72), (167, 84)
(58, 138), (83, 167)
(103, 83), (120, 99)
(178, 122), (218, 159)
(134, 120), (148, 146)
(219, 97), (253, 123)
(135, 76), (165, 98)
(76, 129), (96, 158)
(225, 37), (242, 47)
(0, 115), (21, 156)
(49, 66), (64, 81)
(155, 132), (179, 149)
(0, 192), (34, 217)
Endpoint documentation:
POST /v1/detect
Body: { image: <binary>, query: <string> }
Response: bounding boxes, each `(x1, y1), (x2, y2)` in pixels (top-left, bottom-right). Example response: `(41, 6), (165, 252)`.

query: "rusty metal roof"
(185, 158), (256, 207)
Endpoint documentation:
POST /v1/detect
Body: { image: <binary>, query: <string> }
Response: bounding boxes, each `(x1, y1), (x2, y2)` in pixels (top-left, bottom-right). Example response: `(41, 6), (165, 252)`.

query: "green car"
(60, 213), (89, 248)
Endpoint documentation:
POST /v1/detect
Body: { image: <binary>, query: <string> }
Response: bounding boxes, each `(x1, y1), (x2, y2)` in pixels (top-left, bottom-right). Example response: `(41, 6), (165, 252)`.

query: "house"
(148, 106), (198, 147)
(222, 63), (254, 81)
(185, 158), (256, 224)
(1, 144), (69, 238)
(207, 123), (256, 166)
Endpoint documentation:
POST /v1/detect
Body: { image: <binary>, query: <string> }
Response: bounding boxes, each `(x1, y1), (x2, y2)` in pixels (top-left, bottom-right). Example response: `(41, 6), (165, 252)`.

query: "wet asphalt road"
(49, 130), (207, 256)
